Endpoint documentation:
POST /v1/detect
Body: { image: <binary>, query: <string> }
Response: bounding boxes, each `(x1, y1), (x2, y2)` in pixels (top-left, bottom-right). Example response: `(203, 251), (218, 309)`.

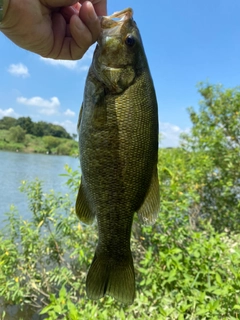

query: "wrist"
(0, 0), (10, 28)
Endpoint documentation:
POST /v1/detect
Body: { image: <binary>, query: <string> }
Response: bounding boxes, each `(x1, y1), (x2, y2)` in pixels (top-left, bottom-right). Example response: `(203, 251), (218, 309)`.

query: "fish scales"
(76, 8), (160, 304)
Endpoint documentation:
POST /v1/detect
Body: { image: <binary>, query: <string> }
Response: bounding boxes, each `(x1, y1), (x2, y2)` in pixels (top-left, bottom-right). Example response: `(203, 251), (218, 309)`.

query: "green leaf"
(59, 286), (66, 299)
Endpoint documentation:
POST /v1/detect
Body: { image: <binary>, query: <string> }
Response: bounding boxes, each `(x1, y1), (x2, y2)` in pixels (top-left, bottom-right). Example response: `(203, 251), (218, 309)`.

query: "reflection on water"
(0, 150), (80, 222)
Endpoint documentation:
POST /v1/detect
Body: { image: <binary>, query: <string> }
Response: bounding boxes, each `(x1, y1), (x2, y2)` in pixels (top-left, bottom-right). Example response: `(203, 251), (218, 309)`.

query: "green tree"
(181, 83), (240, 232)
(0, 116), (17, 130)
(32, 121), (46, 137)
(16, 117), (34, 134)
(48, 124), (72, 139)
(9, 125), (26, 143)
(32, 121), (72, 139)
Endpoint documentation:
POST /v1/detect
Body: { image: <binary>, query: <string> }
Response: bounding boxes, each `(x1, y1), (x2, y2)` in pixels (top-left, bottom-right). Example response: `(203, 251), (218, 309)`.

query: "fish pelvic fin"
(75, 182), (95, 224)
(137, 165), (160, 225)
(86, 251), (135, 305)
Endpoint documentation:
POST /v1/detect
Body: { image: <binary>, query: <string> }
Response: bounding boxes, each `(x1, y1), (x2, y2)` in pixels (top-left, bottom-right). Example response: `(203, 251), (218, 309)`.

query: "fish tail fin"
(86, 251), (135, 305)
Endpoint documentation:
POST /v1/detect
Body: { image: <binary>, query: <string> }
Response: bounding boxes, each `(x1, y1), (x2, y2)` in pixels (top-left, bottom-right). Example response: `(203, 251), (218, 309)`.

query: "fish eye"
(125, 35), (136, 47)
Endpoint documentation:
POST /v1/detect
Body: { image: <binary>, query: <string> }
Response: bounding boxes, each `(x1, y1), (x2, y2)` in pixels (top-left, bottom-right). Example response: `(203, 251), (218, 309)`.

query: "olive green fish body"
(76, 8), (159, 304)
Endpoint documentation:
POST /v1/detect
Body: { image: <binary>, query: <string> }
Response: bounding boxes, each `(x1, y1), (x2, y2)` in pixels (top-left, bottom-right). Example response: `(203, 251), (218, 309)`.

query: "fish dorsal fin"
(137, 166), (160, 225)
(75, 182), (95, 224)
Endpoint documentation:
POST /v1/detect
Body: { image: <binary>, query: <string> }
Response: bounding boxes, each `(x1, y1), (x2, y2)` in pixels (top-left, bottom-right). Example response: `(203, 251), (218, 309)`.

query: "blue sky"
(0, 0), (240, 147)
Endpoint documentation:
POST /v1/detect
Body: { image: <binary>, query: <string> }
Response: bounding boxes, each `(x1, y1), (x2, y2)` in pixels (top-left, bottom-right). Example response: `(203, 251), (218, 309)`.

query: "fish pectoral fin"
(86, 252), (135, 305)
(137, 166), (160, 225)
(75, 182), (95, 224)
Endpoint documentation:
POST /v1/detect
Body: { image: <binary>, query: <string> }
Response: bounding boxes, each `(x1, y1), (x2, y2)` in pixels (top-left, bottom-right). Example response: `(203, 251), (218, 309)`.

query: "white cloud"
(0, 108), (18, 118)
(8, 63), (30, 78)
(39, 45), (94, 71)
(40, 57), (90, 72)
(17, 96), (60, 115)
(39, 57), (78, 70)
(17, 96), (60, 108)
(160, 122), (189, 148)
(64, 109), (75, 117)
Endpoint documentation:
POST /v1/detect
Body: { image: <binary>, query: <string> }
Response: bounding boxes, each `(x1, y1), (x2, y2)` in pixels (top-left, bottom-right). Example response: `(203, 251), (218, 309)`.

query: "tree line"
(0, 116), (72, 139)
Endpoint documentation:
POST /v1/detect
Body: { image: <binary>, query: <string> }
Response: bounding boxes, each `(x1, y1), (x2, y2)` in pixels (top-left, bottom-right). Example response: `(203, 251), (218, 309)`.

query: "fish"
(75, 8), (160, 305)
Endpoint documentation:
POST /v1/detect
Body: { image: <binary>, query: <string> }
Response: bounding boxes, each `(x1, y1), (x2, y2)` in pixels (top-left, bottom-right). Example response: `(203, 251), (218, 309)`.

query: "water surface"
(0, 150), (80, 223)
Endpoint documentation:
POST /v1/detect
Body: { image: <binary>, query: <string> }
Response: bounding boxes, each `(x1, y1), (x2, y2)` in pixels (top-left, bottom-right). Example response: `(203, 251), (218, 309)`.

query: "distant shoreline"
(0, 148), (78, 157)
(0, 129), (78, 157)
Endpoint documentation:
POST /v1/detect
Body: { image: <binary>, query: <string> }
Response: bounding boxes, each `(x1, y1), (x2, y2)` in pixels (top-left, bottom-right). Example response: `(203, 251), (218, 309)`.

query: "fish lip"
(100, 8), (133, 29)
(105, 8), (133, 21)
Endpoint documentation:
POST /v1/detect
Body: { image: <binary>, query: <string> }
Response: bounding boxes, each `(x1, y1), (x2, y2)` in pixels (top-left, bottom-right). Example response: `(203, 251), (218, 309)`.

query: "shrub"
(8, 125), (26, 143)
(0, 165), (239, 319)
(181, 83), (240, 232)
(43, 136), (61, 151)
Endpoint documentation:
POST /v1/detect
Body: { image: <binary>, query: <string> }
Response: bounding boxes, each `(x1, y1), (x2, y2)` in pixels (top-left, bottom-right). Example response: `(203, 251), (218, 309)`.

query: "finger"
(72, 3), (82, 10)
(92, 0), (107, 16)
(46, 12), (68, 59)
(49, 13), (89, 60)
(79, 0), (107, 16)
(44, 11), (94, 60)
(43, 2), (101, 60)
(60, 6), (79, 23)
(69, 13), (94, 59)
(79, 1), (101, 43)
(66, 24), (71, 37)
(41, 0), (79, 8)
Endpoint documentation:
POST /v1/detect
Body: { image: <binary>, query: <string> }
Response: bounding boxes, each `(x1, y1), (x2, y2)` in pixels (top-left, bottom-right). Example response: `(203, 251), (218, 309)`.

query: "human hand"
(0, 0), (107, 60)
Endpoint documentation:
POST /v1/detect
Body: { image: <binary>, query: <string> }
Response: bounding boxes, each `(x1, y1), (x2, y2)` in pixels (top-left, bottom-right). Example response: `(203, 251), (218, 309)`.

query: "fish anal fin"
(86, 251), (135, 305)
(75, 183), (95, 224)
(137, 166), (160, 225)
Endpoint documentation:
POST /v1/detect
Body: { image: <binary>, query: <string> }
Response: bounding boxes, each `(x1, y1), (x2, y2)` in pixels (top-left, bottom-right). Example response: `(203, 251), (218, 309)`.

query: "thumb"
(41, 0), (79, 8)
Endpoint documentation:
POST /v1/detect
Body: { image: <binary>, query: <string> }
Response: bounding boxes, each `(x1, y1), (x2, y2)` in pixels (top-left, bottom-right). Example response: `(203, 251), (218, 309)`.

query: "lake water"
(0, 150), (80, 224)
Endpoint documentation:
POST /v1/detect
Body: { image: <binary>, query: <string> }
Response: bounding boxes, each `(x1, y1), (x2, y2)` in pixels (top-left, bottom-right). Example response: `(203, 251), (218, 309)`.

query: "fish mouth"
(97, 8), (133, 46)
(101, 8), (133, 29)
(98, 8), (133, 38)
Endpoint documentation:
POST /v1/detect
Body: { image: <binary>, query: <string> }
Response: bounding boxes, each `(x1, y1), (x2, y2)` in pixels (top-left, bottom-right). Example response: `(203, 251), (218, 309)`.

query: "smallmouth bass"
(76, 8), (160, 304)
